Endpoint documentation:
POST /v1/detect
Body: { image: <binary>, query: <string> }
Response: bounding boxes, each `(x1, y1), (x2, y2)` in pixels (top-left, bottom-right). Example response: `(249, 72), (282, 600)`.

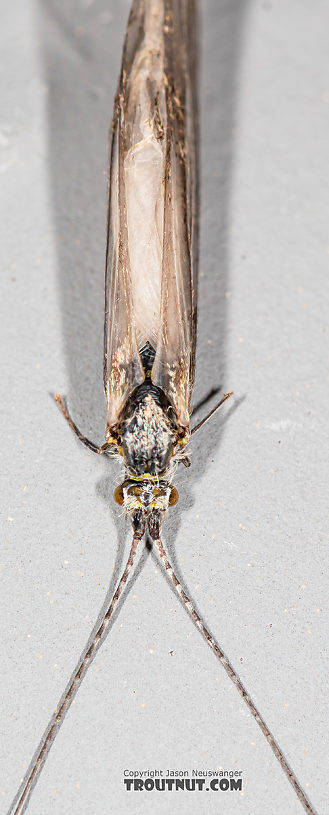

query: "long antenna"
(153, 537), (317, 815)
(9, 534), (142, 815)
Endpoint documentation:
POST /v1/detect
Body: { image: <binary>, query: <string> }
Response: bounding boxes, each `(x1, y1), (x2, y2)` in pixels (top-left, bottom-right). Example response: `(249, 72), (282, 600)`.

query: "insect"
(9, 2), (316, 814)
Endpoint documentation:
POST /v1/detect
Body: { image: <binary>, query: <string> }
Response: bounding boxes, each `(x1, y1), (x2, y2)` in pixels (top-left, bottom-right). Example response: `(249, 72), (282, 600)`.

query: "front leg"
(54, 394), (112, 455)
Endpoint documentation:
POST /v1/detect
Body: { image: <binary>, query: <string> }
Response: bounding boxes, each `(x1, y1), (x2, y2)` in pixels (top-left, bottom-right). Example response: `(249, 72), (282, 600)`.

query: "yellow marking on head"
(131, 473), (159, 482)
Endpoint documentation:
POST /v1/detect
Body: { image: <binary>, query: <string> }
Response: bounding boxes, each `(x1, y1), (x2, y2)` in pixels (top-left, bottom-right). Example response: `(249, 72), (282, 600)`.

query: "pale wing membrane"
(152, 0), (198, 431)
(123, 3), (168, 352)
(104, 0), (169, 431)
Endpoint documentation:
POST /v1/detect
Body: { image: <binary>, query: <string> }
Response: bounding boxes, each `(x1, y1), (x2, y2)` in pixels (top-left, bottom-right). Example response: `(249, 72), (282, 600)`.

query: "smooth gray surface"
(1, 1), (328, 814)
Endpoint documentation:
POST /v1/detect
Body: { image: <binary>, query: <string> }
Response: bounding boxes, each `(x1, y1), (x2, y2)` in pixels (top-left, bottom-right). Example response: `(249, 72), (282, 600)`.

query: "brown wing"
(151, 0), (198, 432)
(104, 3), (150, 433)
(104, 0), (198, 435)
(104, 109), (144, 434)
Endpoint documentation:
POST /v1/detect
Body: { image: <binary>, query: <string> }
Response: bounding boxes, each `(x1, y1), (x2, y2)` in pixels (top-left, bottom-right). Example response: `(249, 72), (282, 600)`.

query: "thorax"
(120, 385), (176, 477)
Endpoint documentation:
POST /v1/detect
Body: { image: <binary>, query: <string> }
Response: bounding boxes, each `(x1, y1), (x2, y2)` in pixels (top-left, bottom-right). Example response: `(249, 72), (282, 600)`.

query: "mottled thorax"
(121, 393), (175, 476)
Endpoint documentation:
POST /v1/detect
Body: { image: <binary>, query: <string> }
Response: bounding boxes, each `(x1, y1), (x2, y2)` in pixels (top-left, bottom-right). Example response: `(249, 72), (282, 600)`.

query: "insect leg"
(191, 387), (224, 417)
(191, 392), (233, 435)
(153, 537), (316, 815)
(54, 393), (111, 454)
(9, 533), (142, 815)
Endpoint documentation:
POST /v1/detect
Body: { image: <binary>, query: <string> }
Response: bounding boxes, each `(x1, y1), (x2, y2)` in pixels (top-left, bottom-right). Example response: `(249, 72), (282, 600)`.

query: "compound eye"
(169, 486), (179, 506)
(113, 485), (124, 505)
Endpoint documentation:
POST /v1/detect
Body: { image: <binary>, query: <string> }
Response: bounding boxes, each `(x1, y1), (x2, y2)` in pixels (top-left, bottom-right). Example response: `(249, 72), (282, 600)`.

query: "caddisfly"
(9, 2), (315, 814)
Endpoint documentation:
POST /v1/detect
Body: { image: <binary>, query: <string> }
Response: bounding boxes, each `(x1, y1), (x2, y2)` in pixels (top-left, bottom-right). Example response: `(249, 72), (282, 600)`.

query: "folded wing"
(104, 0), (197, 434)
